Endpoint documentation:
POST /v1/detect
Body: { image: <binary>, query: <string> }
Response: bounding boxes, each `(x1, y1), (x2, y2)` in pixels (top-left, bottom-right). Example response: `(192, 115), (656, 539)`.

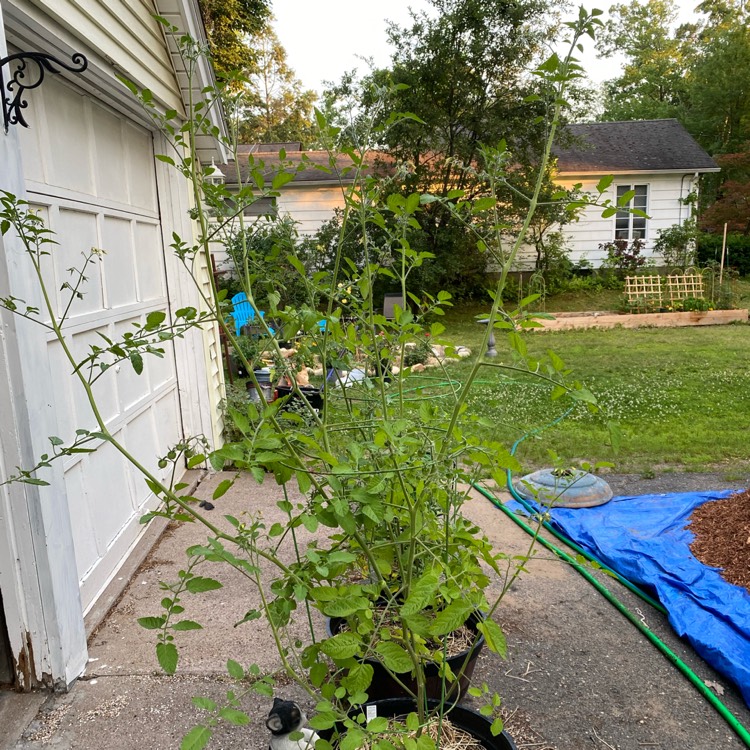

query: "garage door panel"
(124, 409), (163, 508)
(123, 123), (158, 214)
(64, 463), (99, 582)
(46, 339), (77, 441)
(155, 390), (181, 457)
(101, 216), (137, 307)
(56, 208), (104, 316)
(82, 438), (136, 554)
(91, 107), (130, 205)
(146, 329), (177, 390)
(134, 222), (166, 300)
(45, 81), (93, 195)
(69, 327), (119, 429)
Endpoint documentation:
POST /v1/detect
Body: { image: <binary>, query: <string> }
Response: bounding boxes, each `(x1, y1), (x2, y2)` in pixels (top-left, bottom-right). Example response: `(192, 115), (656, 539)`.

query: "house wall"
(556, 172), (699, 267)
(277, 183), (346, 235)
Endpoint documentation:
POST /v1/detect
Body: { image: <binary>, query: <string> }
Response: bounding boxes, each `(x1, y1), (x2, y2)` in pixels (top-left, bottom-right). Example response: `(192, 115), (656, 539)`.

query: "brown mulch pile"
(688, 489), (750, 592)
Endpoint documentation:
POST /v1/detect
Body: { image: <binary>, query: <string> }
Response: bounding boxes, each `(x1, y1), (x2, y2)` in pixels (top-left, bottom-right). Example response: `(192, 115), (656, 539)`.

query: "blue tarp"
(519, 490), (750, 707)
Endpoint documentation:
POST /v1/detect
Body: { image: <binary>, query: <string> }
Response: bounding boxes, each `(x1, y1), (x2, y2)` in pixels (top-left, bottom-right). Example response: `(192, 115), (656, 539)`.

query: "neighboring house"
(553, 119), (720, 266)
(210, 144), (367, 272)
(215, 120), (719, 271)
(0, 1), (225, 690)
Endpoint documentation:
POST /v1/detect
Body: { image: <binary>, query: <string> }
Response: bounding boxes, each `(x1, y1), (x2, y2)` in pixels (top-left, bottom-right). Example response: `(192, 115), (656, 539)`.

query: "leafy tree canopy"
(597, 0), (750, 155)
(199, 0), (272, 77)
(238, 27), (317, 144)
(317, 0), (593, 298)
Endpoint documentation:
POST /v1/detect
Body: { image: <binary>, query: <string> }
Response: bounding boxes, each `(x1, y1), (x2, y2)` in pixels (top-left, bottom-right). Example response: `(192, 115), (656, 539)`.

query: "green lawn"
(437, 303), (750, 476)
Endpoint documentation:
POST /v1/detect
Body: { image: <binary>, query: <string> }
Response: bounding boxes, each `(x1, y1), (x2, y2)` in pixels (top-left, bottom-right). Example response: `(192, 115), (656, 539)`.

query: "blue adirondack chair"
(230, 292), (272, 336)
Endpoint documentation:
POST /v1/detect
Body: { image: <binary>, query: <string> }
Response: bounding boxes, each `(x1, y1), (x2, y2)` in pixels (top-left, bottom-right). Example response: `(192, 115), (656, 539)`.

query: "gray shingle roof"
(554, 119), (719, 174)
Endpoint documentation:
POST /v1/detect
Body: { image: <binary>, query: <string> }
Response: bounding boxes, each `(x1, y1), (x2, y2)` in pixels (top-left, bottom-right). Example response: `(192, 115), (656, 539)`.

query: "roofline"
(557, 167), (721, 177)
(224, 177), (357, 189)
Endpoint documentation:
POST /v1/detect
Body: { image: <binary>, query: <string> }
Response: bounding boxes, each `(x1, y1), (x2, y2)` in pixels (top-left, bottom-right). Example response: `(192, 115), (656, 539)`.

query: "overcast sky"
(272, 0), (702, 96)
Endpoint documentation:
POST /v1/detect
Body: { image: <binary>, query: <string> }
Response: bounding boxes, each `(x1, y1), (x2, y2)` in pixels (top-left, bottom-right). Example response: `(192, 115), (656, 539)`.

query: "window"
(615, 184), (648, 240)
(223, 196), (277, 218)
(242, 196), (277, 218)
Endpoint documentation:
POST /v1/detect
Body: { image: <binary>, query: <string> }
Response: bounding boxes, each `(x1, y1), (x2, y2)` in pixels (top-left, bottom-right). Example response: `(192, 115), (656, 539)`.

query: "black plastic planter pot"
(327, 611), (486, 702)
(322, 698), (517, 750)
(275, 384), (324, 413)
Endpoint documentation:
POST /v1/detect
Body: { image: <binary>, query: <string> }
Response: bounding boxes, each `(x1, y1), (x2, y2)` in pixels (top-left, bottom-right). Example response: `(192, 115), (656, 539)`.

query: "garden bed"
(536, 308), (748, 331)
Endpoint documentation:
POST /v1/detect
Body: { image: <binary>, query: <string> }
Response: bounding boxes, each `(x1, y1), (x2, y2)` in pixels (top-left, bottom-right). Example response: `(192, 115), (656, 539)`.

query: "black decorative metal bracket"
(1, 51), (88, 133)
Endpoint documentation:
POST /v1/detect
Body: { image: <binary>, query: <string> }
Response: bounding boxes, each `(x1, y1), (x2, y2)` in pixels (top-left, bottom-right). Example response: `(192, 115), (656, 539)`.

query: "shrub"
(600, 238), (648, 276)
(224, 217), (310, 309)
(697, 232), (750, 276)
(654, 219), (698, 269)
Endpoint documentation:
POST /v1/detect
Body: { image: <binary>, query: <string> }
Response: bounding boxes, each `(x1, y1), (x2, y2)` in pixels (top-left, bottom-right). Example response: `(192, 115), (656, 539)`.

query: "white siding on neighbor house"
(211, 183), (347, 271)
(277, 184), (347, 235)
(557, 172), (698, 267)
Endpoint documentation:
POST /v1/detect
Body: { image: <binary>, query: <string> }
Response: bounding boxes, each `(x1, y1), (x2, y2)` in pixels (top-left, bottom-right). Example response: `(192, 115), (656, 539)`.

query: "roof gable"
(554, 119), (719, 175)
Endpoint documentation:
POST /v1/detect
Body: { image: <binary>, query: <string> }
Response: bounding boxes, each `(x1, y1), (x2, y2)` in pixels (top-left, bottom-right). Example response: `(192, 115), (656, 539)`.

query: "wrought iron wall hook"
(1, 51), (88, 133)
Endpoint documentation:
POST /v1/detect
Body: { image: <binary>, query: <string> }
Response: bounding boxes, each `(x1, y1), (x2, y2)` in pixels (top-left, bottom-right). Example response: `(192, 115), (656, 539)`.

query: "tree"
(378, 0), (555, 196)
(324, 0), (575, 298)
(700, 151), (750, 234)
(681, 0), (750, 154)
(199, 0), (272, 78)
(239, 27), (317, 144)
(596, 0), (689, 121)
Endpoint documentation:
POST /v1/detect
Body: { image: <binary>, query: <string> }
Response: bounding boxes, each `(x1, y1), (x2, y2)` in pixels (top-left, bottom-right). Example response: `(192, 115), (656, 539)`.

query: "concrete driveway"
(2, 470), (750, 750)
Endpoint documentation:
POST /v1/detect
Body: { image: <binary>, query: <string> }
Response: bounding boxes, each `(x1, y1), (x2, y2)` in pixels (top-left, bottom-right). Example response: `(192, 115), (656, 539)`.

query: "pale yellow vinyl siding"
(277, 184), (347, 235)
(24, 0), (182, 111)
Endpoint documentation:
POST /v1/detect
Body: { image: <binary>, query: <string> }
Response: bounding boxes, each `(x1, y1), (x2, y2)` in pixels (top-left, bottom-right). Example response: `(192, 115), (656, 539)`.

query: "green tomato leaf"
(374, 642), (413, 674)
(180, 726), (212, 750)
(218, 707), (250, 725)
(192, 697), (216, 711)
(171, 620), (203, 631)
(226, 659), (245, 679)
(320, 632), (361, 660)
(429, 601), (473, 637)
(401, 572), (439, 616)
(477, 618), (507, 658)
(185, 577), (223, 593)
(156, 642), (178, 674)
(137, 616), (165, 630)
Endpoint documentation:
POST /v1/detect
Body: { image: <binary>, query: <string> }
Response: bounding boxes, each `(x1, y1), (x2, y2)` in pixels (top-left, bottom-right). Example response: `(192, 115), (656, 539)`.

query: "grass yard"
(437, 303), (750, 476)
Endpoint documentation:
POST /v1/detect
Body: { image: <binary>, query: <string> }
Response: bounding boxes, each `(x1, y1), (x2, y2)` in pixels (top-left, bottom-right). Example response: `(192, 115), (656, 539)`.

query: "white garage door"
(18, 76), (183, 611)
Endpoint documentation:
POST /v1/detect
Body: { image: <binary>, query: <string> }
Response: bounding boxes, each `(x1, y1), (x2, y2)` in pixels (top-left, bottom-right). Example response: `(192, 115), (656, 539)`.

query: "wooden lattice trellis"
(625, 274), (704, 309)
(665, 273), (704, 302)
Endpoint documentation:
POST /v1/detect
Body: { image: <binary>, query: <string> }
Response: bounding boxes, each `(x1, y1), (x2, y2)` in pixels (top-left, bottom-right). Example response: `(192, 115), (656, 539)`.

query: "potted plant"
(0, 9), (617, 750)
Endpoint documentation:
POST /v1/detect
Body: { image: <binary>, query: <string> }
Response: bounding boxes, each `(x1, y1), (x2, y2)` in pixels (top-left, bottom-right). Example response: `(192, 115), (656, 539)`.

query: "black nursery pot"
(322, 698), (517, 750)
(327, 611), (486, 702)
(275, 384), (324, 411)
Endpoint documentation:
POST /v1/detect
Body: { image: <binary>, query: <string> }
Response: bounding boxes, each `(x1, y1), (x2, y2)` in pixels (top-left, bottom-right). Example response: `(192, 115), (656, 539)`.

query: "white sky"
(272, 0), (702, 95)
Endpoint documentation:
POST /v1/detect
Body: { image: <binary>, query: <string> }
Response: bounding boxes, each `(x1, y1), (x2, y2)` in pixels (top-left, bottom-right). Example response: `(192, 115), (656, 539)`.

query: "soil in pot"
(327, 611), (486, 702)
(322, 698), (517, 750)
